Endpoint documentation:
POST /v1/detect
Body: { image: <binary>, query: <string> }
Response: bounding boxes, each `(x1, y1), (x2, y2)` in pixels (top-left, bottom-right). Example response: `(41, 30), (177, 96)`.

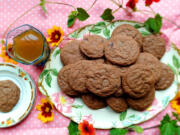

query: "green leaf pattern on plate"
(162, 96), (170, 107)
(120, 110), (127, 121)
(45, 73), (52, 87)
(53, 49), (60, 58)
(173, 55), (180, 68)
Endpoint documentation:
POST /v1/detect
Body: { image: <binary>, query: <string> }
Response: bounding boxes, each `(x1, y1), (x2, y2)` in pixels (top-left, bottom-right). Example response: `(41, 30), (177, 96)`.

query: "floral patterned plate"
(38, 20), (180, 129)
(0, 63), (36, 128)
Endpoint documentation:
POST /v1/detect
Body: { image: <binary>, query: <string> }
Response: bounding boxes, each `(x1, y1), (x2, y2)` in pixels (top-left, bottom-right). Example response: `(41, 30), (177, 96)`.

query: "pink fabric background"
(0, 0), (180, 134)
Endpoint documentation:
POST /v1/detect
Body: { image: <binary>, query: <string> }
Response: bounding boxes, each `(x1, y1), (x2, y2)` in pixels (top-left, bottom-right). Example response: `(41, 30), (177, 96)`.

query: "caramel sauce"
(13, 29), (44, 62)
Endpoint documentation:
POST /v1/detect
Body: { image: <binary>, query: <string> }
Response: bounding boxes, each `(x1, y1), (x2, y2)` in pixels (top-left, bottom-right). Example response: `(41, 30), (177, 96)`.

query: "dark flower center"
(51, 30), (61, 42)
(176, 98), (180, 105)
(41, 102), (52, 117)
(84, 125), (89, 132)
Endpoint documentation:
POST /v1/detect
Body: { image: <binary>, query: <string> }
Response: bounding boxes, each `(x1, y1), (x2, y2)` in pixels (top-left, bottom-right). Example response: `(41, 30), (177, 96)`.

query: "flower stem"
(45, 1), (76, 10)
(112, 7), (121, 14)
(2, 4), (39, 39)
(87, 0), (98, 11)
(2, 1), (76, 39)
(109, 0), (121, 7)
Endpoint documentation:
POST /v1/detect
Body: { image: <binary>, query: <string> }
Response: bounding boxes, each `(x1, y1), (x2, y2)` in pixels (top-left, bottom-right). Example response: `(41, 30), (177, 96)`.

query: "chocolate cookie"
(86, 64), (120, 97)
(57, 64), (79, 97)
(122, 64), (155, 99)
(106, 97), (128, 113)
(111, 24), (143, 49)
(126, 88), (155, 111)
(143, 34), (166, 59)
(105, 60), (129, 76)
(114, 87), (124, 97)
(60, 40), (86, 65)
(105, 35), (140, 65)
(68, 60), (92, 93)
(82, 93), (107, 109)
(155, 63), (174, 90)
(136, 52), (161, 82)
(80, 35), (107, 58)
(0, 80), (20, 112)
(90, 58), (105, 64)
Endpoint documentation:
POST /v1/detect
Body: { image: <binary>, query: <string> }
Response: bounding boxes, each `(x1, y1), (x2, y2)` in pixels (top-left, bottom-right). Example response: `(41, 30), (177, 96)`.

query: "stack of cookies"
(58, 24), (174, 113)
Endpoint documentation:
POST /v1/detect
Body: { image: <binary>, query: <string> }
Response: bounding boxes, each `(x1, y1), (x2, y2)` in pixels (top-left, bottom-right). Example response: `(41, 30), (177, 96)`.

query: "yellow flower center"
(45, 107), (50, 112)
(60, 96), (66, 105)
(55, 34), (59, 39)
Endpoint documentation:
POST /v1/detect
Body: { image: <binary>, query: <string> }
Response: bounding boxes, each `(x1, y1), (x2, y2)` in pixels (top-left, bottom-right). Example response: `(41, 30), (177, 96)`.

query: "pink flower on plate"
(51, 91), (74, 113)
(146, 98), (162, 113)
(81, 114), (94, 124)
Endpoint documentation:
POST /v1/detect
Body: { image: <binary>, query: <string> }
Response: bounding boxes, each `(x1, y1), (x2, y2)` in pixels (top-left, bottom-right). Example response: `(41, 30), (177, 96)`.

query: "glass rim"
(6, 24), (46, 65)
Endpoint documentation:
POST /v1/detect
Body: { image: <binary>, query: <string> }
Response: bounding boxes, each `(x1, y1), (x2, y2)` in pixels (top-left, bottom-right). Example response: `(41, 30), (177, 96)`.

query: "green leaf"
(144, 14), (162, 34)
(53, 49), (60, 57)
(72, 104), (83, 109)
(67, 11), (78, 28)
(168, 64), (176, 74)
(144, 18), (156, 33)
(45, 73), (52, 87)
(120, 110), (127, 121)
(173, 55), (180, 68)
(95, 21), (106, 27)
(110, 128), (128, 135)
(89, 27), (102, 34)
(77, 8), (89, 21)
(68, 120), (79, 135)
(134, 24), (142, 29)
(154, 14), (162, 33)
(177, 127), (180, 135)
(101, 8), (114, 21)
(141, 31), (151, 36)
(67, 13), (77, 28)
(50, 69), (58, 76)
(129, 125), (143, 133)
(39, 70), (49, 79)
(40, 0), (47, 14)
(103, 28), (110, 39)
(172, 112), (180, 121)
(159, 114), (178, 135)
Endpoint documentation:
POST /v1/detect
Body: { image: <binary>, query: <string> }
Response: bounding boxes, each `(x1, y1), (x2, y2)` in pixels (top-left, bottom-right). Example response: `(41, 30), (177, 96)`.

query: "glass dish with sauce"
(6, 24), (50, 65)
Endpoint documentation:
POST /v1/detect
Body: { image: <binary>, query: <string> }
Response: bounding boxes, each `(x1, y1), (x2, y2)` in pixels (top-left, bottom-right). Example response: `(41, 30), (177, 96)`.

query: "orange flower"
(78, 120), (95, 135)
(145, 0), (160, 6)
(171, 91), (180, 114)
(126, 0), (139, 10)
(0, 45), (18, 64)
(47, 26), (64, 47)
(36, 98), (54, 123)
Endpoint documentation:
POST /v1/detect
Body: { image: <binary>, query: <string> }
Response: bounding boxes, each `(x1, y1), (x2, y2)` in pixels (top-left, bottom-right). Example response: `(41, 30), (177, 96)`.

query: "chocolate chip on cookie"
(82, 93), (107, 109)
(0, 80), (20, 112)
(143, 34), (166, 59)
(111, 24), (143, 49)
(126, 88), (155, 111)
(155, 63), (174, 90)
(106, 96), (128, 113)
(136, 52), (161, 83)
(80, 35), (107, 58)
(122, 64), (155, 99)
(60, 40), (86, 65)
(105, 35), (140, 66)
(57, 64), (80, 97)
(86, 64), (120, 97)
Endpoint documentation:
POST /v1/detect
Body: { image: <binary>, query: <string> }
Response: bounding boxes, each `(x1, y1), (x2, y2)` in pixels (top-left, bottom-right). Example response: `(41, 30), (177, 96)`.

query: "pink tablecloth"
(0, 0), (180, 134)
